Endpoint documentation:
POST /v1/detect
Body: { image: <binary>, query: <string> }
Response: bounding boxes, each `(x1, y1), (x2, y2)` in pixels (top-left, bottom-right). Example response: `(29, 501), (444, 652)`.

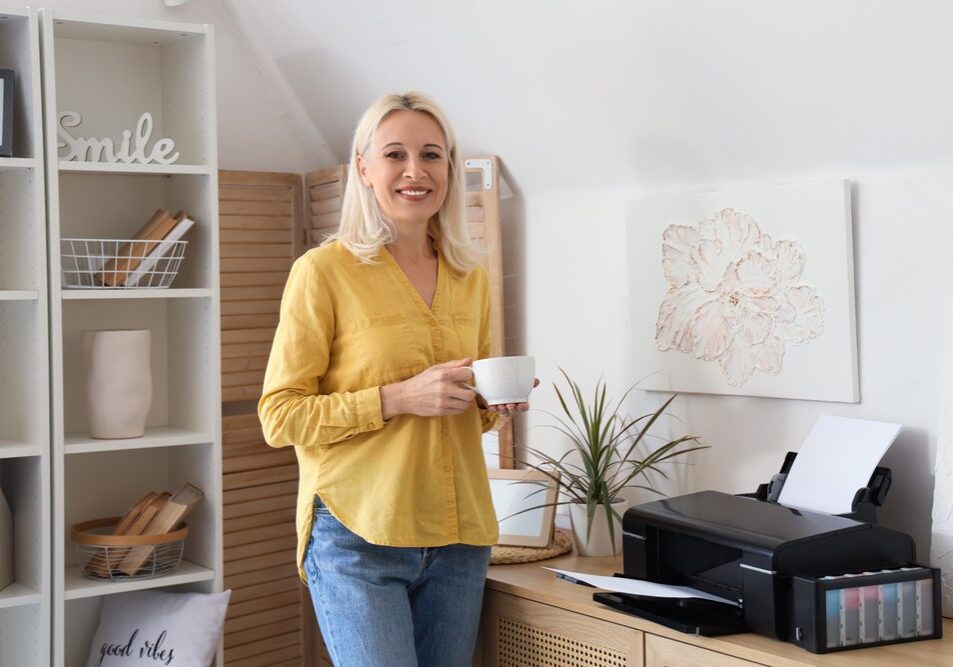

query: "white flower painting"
(656, 208), (825, 387)
(626, 180), (858, 402)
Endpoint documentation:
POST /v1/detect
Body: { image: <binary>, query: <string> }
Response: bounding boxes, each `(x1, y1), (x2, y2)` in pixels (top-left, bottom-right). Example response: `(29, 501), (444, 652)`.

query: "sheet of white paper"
(544, 568), (738, 605)
(777, 415), (902, 515)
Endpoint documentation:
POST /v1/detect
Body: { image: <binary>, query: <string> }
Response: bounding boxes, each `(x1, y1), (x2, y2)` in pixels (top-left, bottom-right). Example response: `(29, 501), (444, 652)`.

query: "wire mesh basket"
(71, 517), (189, 581)
(61, 238), (188, 289)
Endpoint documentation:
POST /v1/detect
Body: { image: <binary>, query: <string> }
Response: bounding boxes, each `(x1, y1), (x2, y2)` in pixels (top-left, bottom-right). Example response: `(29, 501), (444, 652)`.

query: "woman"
(258, 92), (532, 667)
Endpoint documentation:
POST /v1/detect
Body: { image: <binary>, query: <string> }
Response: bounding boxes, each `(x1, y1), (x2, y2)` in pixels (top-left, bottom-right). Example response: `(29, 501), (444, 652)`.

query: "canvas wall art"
(626, 180), (858, 402)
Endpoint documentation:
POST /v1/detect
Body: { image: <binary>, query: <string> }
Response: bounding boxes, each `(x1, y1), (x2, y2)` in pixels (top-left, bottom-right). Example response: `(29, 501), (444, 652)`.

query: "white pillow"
(86, 589), (231, 667)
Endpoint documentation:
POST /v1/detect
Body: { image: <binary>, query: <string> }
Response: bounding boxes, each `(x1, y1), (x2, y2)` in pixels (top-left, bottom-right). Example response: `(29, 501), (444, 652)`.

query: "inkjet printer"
(593, 452), (942, 653)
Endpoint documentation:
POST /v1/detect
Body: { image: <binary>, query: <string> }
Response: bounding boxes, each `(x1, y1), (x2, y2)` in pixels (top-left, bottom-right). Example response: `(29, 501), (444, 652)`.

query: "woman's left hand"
(483, 378), (540, 416)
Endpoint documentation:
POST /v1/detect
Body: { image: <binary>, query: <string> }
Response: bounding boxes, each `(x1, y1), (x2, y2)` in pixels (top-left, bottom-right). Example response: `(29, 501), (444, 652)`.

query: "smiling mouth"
(396, 188), (432, 201)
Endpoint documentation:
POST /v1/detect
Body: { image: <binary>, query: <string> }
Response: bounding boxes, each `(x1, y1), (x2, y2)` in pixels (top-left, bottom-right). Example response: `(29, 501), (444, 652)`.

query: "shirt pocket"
(453, 312), (479, 359)
(339, 313), (419, 383)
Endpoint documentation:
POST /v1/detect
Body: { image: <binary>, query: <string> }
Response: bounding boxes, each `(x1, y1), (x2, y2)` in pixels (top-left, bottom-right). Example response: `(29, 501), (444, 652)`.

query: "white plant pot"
(84, 329), (153, 439)
(569, 499), (628, 557)
(0, 485), (12, 592)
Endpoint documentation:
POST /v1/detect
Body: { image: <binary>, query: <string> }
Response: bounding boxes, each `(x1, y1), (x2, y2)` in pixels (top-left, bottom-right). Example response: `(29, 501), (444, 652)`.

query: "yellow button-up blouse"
(258, 240), (499, 581)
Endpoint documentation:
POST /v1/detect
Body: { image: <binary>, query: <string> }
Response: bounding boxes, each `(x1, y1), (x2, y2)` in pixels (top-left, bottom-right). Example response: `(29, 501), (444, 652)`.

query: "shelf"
(61, 288), (212, 300)
(0, 290), (39, 301)
(0, 583), (43, 610)
(65, 427), (213, 455)
(0, 439), (41, 459)
(58, 161), (211, 176)
(64, 560), (214, 600)
(0, 158), (37, 171)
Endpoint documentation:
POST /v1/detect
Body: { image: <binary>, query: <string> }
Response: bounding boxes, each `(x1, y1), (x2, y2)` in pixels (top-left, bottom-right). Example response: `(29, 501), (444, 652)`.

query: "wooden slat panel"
(221, 243), (292, 259)
(223, 423), (268, 445)
(221, 200), (293, 217)
(220, 186), (292, 202)
(311, 228), (337, 246)
(221, 300), (280, 317)
(228, 589), (301, 617)
(224, 533), (297, 560)
(223, 450), (296, 475)
(220, 214), (292, 231)
(309, 181), (343, 201)
(222, 229), (293, 244)
(222, 357), (269, 375)
(305, 164), (347, 189)
(221, 314), (279, 332)
(223, 386), (266, 402)
(226, 641), (300, 667)
(227, 617), (302, 648)
(225, 495), (299, 522)
(221, 342), (273, 359)
(223, 464), (298, 492)
(223, 439), (276, 461)
(468, 221), (485, 239)
(225, 563), (298, 590)
(224, 632), (300, 662)
(223, 480), (298, 506)
(226, 603), (300, 634)
(229, 652), (301, 667)
(223, 549), (294, 576)
(224, 412), (266, 430)
(224, 509), (297, 533)
(310, 211), (340, 228)
(309, 197), (342, 216)
(229, 577), (301, 607)
(221, 258), (294, 275)
(221, 271), (289, 287)
(467, 205), (485, 223)
(222, 328), (278, 345)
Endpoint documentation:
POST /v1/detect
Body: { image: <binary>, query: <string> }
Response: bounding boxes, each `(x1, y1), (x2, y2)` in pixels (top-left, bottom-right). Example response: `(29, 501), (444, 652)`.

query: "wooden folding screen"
(303, 156), (515, 468)
(218, 171), (325, 666)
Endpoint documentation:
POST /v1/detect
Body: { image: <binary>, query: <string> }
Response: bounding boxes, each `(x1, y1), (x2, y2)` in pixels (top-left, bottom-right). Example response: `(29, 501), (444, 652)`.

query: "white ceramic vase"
(84, 329), (152, 439)
(0, 485), (12, 592)
(568, 499), (628, 557)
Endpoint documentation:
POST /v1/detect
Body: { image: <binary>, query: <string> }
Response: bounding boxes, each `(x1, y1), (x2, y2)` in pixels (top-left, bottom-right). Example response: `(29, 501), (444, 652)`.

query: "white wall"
(514, 169), (953, 557)
(8, 0), (322, 172)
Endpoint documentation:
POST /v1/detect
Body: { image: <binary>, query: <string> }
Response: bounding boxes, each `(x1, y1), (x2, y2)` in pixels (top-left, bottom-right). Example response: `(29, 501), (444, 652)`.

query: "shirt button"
(443, 464), (452, 473)
(429, 318), (438, 327)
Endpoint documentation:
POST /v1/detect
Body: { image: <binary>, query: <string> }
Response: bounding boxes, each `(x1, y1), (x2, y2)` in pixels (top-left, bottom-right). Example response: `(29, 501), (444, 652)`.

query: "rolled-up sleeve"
(258, 253), (384, 448)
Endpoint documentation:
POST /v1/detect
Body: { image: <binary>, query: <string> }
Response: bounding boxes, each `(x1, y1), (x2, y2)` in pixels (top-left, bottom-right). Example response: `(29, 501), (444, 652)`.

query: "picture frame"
(487, 468), (559, 547)
(0, 70), (12, 158)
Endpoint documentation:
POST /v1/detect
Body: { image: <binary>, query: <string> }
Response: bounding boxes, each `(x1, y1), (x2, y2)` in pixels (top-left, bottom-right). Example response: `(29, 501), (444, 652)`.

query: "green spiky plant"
(510, 368), (706, 554)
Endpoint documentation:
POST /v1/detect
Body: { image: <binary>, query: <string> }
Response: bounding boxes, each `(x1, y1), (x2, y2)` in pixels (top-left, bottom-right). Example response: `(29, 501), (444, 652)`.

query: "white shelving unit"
(39, 11), (222, 667)
(0, 7), (50, 667)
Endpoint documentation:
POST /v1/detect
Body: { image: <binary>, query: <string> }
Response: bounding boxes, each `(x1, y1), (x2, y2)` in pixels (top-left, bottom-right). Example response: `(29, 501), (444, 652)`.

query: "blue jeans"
(304, 496), (491, 667)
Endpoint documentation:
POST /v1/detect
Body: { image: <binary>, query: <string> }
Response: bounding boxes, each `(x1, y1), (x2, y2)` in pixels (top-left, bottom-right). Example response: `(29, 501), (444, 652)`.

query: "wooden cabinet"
(645, 635), (763, 667)
(483, 590), (643, 666)
(481, 552), (953, 667)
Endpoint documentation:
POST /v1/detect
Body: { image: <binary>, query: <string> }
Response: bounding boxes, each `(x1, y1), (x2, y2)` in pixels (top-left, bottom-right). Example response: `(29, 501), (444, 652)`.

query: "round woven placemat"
(490, 529), (573, 565)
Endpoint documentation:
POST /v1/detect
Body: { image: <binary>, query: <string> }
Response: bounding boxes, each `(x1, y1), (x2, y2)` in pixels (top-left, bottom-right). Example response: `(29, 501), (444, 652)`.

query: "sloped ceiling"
(227, 0), (953, 192)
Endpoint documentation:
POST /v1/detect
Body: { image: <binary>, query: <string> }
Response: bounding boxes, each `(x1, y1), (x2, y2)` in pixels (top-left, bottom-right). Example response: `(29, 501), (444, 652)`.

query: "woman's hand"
(381, 358), (477, 419)
(483, 378), (541, 417)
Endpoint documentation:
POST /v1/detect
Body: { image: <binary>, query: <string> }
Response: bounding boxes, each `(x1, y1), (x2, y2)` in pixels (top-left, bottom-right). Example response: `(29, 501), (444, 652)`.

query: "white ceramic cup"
(464, 356), (536, 405)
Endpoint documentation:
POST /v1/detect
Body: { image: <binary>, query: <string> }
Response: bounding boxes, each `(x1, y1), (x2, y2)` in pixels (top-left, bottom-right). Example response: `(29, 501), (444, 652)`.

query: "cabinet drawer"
(645, 635), (765, 667)
(483, 590), (643, 666)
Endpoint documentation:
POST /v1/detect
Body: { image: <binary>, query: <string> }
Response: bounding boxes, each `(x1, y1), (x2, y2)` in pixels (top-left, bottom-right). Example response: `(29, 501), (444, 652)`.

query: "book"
(99, 208), (177, 286)
(122, 211), (196, 287)
(118, 483), (204, 575)
(84, 491), (165, 578)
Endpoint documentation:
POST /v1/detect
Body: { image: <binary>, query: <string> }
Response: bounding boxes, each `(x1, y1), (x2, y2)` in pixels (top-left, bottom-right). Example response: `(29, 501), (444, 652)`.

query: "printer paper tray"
(593, 592), (746, 636)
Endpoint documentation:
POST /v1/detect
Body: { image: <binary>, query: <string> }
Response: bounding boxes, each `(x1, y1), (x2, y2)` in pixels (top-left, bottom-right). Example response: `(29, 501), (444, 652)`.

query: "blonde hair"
(326, 92), (482, 273)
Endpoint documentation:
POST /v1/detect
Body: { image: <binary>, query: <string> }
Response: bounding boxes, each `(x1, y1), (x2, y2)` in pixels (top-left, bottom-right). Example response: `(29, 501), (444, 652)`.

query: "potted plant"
(515, 368), (706, 557)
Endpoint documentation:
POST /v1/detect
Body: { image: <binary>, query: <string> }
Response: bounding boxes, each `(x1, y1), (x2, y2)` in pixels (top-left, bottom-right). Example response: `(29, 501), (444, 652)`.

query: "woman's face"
(357, 110), (449, 229)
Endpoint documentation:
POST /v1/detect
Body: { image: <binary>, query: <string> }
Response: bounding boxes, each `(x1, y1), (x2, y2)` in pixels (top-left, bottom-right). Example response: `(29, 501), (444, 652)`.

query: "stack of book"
(85, 482), (204, 578)
(99, 208), (196, 287)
